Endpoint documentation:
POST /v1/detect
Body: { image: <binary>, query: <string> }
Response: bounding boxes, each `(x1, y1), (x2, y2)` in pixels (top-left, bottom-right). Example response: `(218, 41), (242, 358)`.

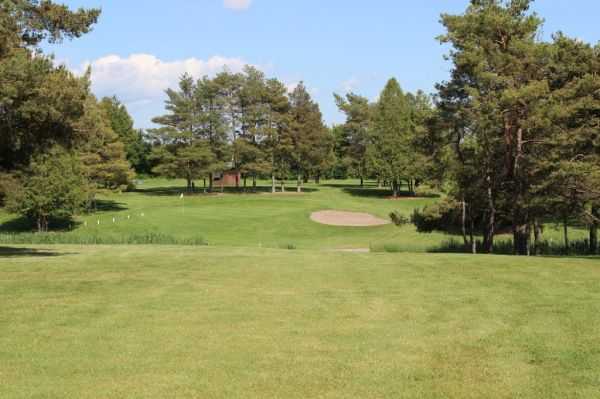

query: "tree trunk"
(360, 176), (364, 187)
(253, 175), (257, 190)
(315, 174), (320, 184)
(392, 180), (399, 198)
(483, 174), (496, 253)
(513, 224), (530, 256)
(461, 199), (469, 252)
(297, 174), (302, 193)
(38, 215), (48, 233)
(563, 218), (570, 255)
(271, 175), (276, 193)
(208, 173), (213, 193)
(533, 220), (542, 256)
(469, 216), (477, 254)
(590, 224), (598, 255)
(590, 206), (599, 255)
(281, 180), (285, 193)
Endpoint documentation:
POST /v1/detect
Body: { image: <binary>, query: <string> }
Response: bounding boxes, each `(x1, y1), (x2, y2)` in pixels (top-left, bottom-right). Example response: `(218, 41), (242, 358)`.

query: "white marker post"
(180, 193), (185, 214)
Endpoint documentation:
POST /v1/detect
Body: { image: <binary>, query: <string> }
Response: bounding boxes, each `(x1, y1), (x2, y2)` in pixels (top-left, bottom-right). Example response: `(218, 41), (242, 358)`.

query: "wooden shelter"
(213, 170), (241, 188)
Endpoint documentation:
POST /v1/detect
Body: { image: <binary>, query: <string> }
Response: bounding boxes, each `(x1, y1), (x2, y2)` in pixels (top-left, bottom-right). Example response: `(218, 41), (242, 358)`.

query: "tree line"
(330, 1), (600, 256)
(148, 68), (332, 193)
(0, 1), (149, 231)
(332, 80), (432, 197)
(415, 0), (600, 255)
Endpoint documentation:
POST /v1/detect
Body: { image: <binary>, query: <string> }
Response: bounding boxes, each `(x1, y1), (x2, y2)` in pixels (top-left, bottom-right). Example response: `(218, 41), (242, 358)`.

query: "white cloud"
(341, 76), (360, 93)
(285, 81), (299, 93)
(72, 53), (248, 103)
(285, 81), (319, 96)
(67, 53), (251, 126)
(224, 0), (252, 11)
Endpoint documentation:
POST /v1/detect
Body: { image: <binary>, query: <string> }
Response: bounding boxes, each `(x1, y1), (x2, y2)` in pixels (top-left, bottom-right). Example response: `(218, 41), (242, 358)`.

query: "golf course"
(3, 0), (600, 397)
(1, 180), (599, 398)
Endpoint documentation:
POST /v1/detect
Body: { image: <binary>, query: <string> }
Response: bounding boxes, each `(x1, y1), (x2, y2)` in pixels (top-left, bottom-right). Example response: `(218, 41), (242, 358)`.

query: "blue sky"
(47, 0), (600, 129)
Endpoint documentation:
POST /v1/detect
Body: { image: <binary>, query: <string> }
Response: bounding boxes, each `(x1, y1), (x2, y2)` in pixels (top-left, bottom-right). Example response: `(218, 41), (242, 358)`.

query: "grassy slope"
(1, 245), (599, 398)
(0, 179), (586, 251)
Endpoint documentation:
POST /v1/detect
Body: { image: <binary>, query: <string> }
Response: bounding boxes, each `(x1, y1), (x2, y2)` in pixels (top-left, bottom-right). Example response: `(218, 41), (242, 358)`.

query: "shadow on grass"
(0, 200), (126, 234)
(94, 199), (128, 212)
(0, 247), (68, 258)
(136, 185), (318, 196)
(0, 216), (84, 233)
(342, 187), (439, 199)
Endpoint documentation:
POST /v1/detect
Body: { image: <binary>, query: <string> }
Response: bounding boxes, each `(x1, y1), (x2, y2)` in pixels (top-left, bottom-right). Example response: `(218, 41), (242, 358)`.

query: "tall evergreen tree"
(369, 78), (413, 197)
(334, 93), (372, 186)
(287, 83), (329, 192)
(100, 96), (151, 174)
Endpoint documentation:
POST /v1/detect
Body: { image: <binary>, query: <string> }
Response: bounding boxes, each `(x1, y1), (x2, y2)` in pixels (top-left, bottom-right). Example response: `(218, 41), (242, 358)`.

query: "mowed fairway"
(90, 179), (441, 250)
(1, 245), (600, 398)
(0, 179), (586, 251)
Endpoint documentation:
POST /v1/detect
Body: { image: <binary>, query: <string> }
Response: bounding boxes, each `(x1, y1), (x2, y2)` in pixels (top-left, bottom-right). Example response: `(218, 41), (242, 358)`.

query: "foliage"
(389, 211), (409, 227)
(0, 0), (100, 57)
(0, 50), (89, 171)
(0, 172), (19, 206)
(0, 0), (100, 170)
(77, 96), (135, 192)
(5, 148), (89, 231)
(411, 198), (462, 234)
(100, 96), (152, 174)
(430, 0), (600, 255)
(333, 93), (372, 185)
(150, 69), (332, 193)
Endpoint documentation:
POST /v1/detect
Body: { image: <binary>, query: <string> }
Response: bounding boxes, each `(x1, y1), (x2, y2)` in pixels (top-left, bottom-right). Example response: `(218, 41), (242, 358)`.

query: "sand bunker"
(310, 210), (390, 227)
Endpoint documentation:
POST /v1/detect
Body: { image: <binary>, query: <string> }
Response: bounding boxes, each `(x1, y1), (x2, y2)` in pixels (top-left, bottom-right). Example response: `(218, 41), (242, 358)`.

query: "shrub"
(389, 211), (409, 226)
(411, 198), (462, 233)
(6, 148), (89, 232)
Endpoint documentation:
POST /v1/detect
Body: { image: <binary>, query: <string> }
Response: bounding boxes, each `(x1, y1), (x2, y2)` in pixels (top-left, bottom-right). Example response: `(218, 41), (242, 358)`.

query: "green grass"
(1, 245), (599, 398)
(0, 178), (587, 251)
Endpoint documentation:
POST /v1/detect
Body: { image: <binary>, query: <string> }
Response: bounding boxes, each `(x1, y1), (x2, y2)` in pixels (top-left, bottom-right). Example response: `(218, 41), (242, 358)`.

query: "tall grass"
(0, 232), (207, 246)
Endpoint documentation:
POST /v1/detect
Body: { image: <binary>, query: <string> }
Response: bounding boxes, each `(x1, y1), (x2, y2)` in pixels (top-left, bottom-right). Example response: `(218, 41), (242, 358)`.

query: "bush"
(390, 211), (409, 226)
(411, 198), (462, 233)
(6, 148), (89, 232)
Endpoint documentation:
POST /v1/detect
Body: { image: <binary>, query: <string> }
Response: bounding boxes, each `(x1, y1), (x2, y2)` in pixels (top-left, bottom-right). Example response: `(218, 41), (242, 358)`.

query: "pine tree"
(370, 78), (413, 197)
(287, 83), (328, 193)
(99, 97), (151, 174)
(334, 93), (372, 186)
